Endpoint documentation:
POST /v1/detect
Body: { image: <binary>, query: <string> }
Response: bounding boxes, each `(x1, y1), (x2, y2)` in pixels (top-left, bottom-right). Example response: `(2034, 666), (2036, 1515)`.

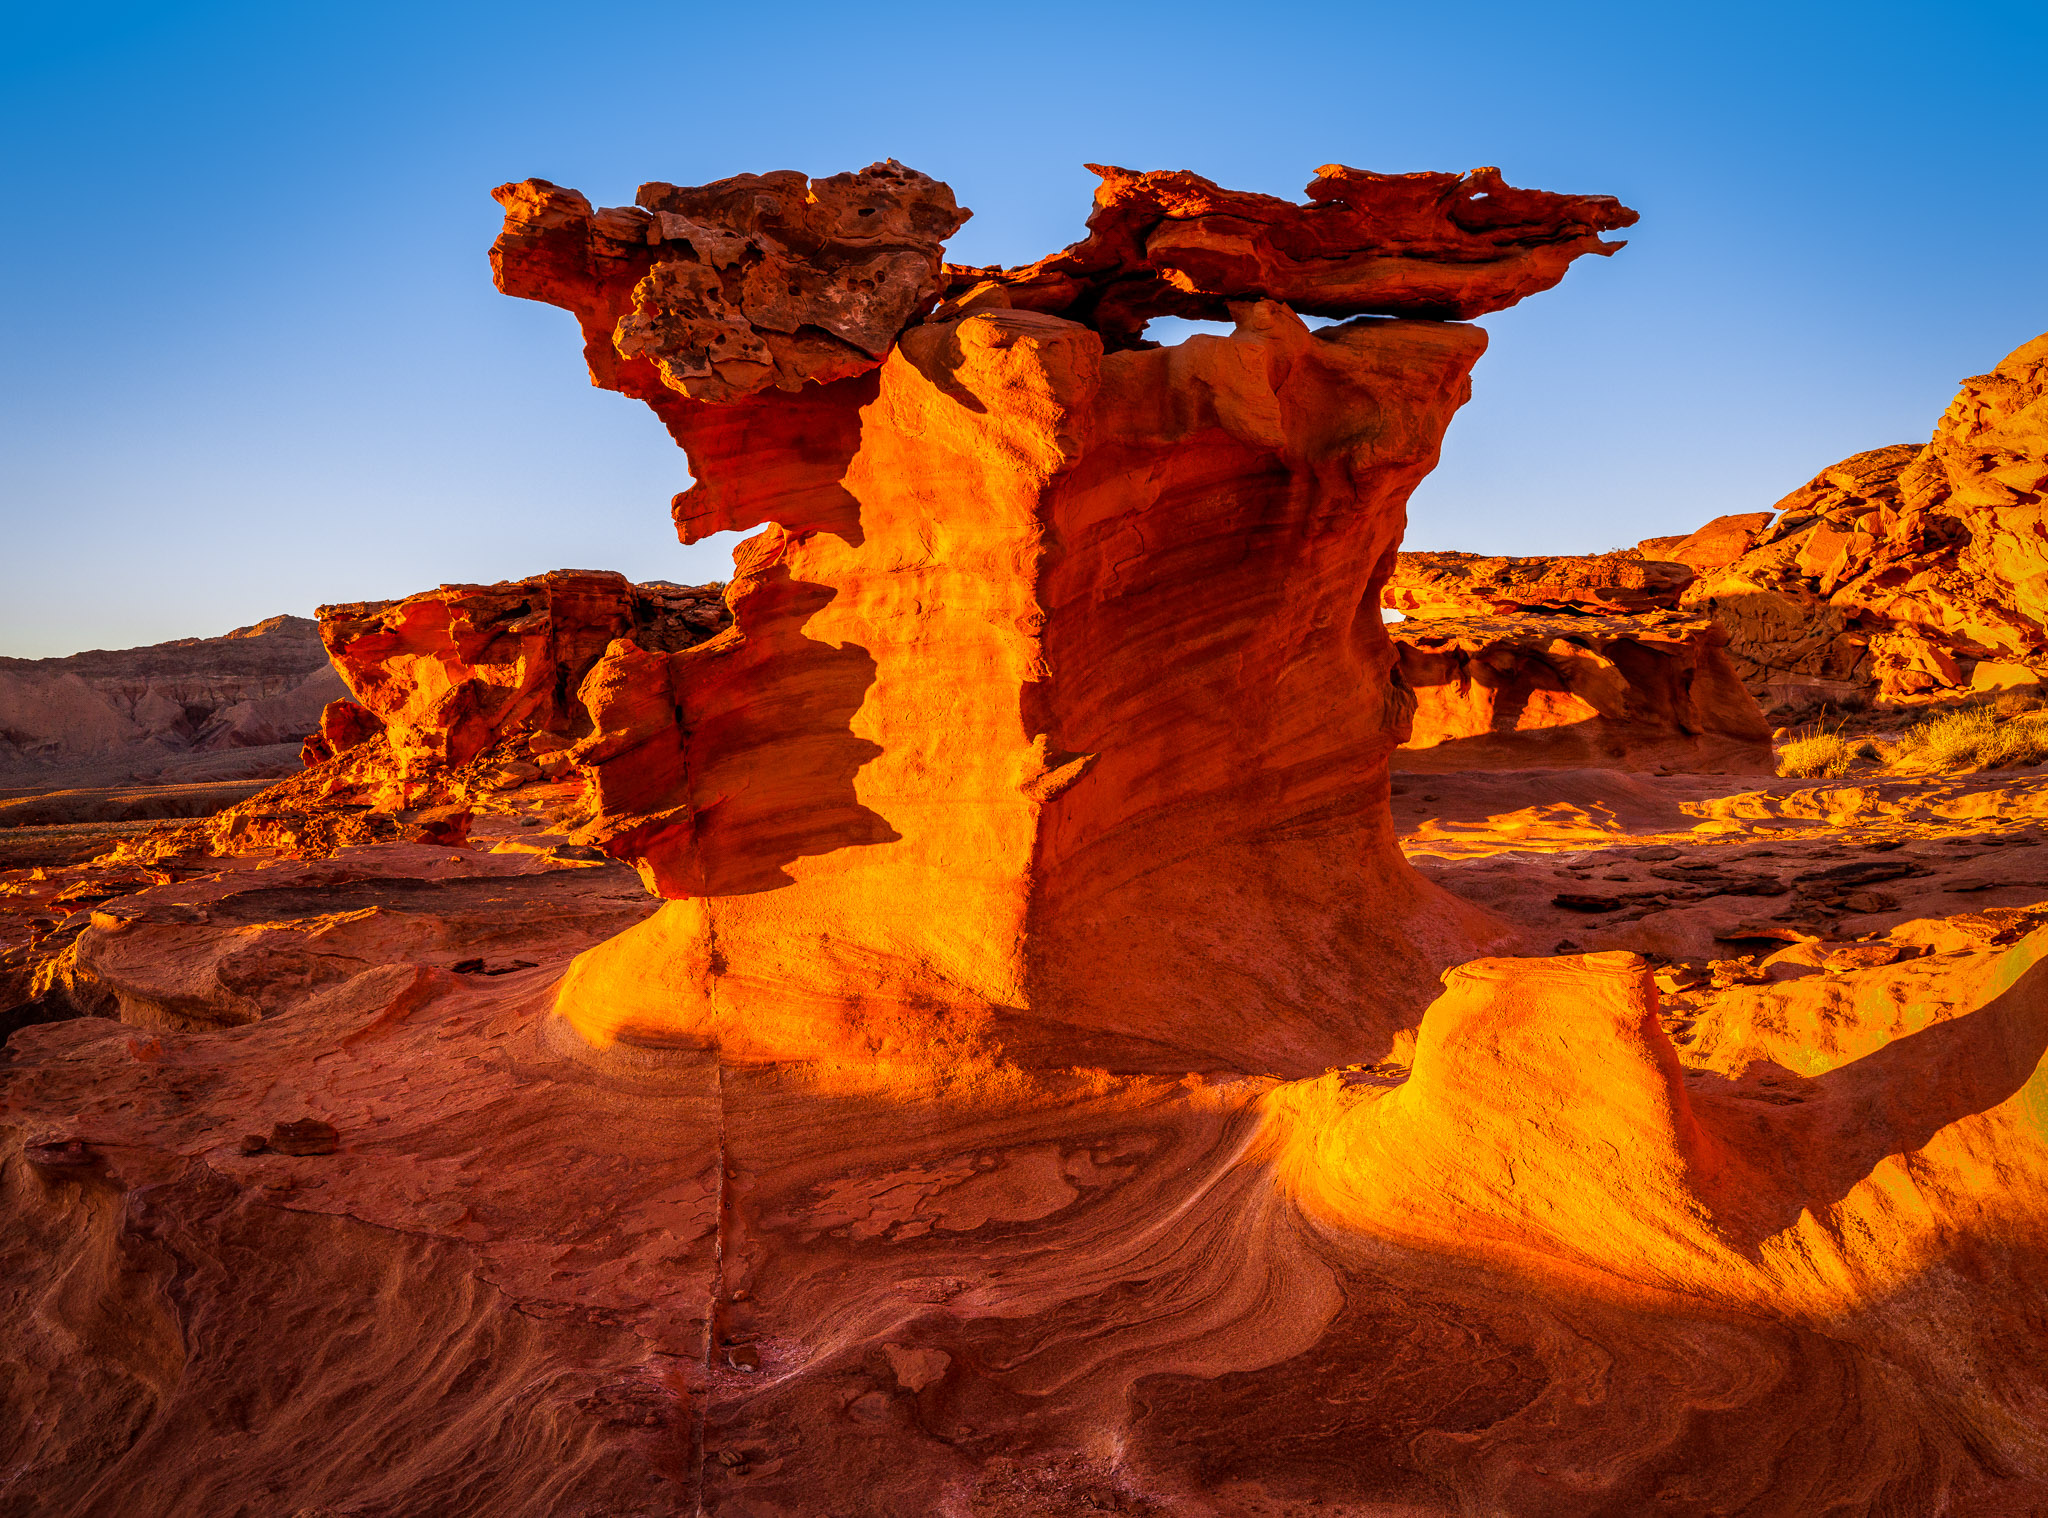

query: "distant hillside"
(0, 615), (343, 776)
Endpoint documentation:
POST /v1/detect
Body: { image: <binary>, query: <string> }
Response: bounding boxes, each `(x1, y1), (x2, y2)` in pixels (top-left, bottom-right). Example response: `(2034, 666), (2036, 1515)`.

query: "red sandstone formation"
(1660, 331), (2048, 707)
(11, 797), (2048, 1509)
(1384, 549), (1694, 618)
(197, 571), (728, 857)
(490, 160), (1635, 1071)
(491, 164), (969, 407)
(1393, 611), (1772, 773)
(296, 698), (380, 768)
(319, 570), (726, 803)
(1637, 510), (1775, 572)
(939, 164), (1637, 346)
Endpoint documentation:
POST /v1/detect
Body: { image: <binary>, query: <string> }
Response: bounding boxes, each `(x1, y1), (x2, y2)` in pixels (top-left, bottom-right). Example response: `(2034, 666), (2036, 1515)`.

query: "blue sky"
(2, 0), (2043, 657)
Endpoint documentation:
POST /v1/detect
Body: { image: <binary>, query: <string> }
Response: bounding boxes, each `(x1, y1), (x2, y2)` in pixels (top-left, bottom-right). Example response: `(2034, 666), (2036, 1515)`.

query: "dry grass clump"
(1890, 704), (2048, 772)
(1776, 728), (1862, 779)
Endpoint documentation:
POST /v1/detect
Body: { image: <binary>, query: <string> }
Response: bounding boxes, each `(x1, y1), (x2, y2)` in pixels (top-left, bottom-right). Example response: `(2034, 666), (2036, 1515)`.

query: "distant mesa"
(0, 615), (342, 779)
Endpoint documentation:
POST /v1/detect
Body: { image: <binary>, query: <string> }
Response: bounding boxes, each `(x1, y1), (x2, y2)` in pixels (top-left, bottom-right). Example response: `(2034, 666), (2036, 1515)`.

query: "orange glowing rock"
(318, 571), (729, 804)
(938, 164), (1638, 346)
(1383, 549), (1694, 618)
(190, 572), (729, 858)
(1392, 610), (1773, 773)
(1673, 331), (2048, 707)
(297, 698), (381, 769)
(1269, 930), (2048, 1325)
(494, 162), (1636, 1072)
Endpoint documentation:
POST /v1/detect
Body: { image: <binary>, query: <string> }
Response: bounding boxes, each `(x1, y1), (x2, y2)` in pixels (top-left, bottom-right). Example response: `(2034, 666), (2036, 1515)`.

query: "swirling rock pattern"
(20, 158), (2048, 1516)
(5, 837), (2048, 1512)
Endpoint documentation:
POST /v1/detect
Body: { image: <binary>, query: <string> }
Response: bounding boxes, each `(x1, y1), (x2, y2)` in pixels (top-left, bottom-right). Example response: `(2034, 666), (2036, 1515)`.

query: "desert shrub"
(1890, 705), (2048, 772)
(1777, 729), (1859, 779)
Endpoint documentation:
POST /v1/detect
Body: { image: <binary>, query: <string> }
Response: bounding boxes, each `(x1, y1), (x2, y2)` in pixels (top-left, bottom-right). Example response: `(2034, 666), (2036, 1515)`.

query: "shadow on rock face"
(676, 566), (901, 898)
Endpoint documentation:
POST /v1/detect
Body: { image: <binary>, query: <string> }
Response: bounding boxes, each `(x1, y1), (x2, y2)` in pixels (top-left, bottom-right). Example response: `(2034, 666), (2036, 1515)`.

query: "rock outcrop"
(490, 164), (971, 407)
(1385, 549), (1694, 618)
(1664, 331), (2048, 708)
(196, 571), (730, 857)
(1393, 611), (1773, 773)
(0, 616), (343, 774)
(11, 796), (2048, 1511)
(318, 570), (728, 803)
(493, 159), (1634, 1072)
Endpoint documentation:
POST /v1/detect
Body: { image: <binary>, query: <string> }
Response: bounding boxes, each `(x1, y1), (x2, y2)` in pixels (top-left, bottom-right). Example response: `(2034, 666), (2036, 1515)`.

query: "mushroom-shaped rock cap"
(492, 161), (970, 405)
(939, 164), (1639, 346)
(493, 159), (1634, 407)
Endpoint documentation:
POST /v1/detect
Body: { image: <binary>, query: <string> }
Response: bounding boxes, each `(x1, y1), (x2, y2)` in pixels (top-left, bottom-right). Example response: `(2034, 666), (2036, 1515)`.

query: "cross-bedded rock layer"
(493, 161), (1634, 1072)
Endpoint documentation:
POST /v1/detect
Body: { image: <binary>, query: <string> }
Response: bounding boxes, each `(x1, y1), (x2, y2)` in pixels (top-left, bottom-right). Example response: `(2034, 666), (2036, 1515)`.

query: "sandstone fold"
(494, 159), (1636, 1074)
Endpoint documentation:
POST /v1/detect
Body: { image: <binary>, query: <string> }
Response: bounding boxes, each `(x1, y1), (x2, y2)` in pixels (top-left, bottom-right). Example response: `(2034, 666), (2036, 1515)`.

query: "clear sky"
(2, 0), (2043, 657)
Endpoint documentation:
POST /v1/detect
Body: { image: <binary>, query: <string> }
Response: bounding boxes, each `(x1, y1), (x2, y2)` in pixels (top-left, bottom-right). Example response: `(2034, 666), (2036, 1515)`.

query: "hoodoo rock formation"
(493, 161), (1635, 1072)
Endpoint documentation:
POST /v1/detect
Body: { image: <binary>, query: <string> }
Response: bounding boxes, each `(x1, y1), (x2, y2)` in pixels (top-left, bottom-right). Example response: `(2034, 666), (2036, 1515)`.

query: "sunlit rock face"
(1384, 549), (1696, 619)
(1667, 332), (2048, 708)
(1391, 610), (1774, 774)
(18, 163), (2048, 1518)
(494, 162), (1634, 1074)
(193, 571), (731, 857)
